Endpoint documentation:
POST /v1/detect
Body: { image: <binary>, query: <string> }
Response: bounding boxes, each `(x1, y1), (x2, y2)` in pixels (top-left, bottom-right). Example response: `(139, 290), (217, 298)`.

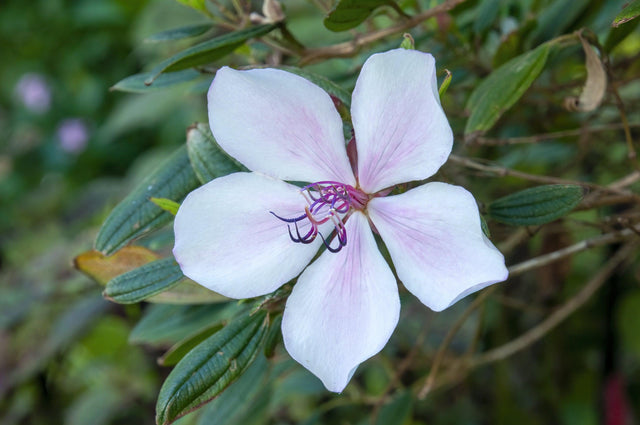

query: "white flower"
(173, 48), (508, 392)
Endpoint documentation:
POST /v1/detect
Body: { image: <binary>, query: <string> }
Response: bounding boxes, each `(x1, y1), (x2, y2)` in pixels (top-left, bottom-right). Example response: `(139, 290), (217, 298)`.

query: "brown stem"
(447, 154), (640, 201)
(473, 123), (640, 146)
(468, 242), (636, 367)
(299, 0), (468, 65)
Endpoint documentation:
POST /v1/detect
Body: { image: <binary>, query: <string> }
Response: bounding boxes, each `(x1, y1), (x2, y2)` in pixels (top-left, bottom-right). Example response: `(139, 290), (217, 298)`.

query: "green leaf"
(472, 0), (500, 34)
(438, 69), (452, 98)
(111, 70), (207, 93)
(279, 66), (352, 108)
(263, 314), (282, 358)
(103, 258), (184, 304)
(528, 0), (589, 45)
(613, 0), (640, 27)
(375, 390), (413, 425)
(159, 323), (225, 366)
(174, 0), (210, 15)
(465, 43), (550, 139)
(130, 303), (237, 346)
(324, 0), (404, 32)
(145, 24), (278, 85)
(148, 279), (230, 304)
(487, 185), (584, 226)
(156, 311), (270, 425)
(150, 197), (181, 216)
(145, 24), (213, 43)
(400, 33), (415, 50)
(186, 123), (245, 184)
(95, 146), (200, 256)
(195, 354), (271, 425)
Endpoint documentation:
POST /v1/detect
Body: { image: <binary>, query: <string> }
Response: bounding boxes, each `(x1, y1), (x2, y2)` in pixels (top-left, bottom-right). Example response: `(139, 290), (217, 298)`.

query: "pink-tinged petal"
(282, 212), (399, 392)
(208, 67), (355, 185)
(352, 49), (453, 193)
(368, 182), (508, 312)
(173, 172), (322, 299)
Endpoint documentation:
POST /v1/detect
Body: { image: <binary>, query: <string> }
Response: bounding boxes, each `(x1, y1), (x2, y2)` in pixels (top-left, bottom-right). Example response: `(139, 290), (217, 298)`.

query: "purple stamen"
(270, 181), (367, 253)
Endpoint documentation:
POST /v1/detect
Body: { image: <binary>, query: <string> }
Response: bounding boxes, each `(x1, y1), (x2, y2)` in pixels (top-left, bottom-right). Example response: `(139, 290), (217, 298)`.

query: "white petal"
(282, 212), (400, 392)
(368, 183), (508, 312)
(173, 172), (323, 299)
(208, 67), (355, 185)
(351, 49), (453, 193)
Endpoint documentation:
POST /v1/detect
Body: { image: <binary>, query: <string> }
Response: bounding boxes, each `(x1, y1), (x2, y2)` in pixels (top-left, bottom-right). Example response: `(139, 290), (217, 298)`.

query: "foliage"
(2, 0), (640, 424)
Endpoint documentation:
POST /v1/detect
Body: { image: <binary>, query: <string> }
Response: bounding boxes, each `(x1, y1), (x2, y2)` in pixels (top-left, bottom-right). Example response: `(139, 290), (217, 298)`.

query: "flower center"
(271, 181), (368, 253)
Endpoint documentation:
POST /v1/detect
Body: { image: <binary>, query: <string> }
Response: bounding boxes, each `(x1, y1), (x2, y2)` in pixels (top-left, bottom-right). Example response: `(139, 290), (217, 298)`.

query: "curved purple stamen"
(270, 181), (366, 253)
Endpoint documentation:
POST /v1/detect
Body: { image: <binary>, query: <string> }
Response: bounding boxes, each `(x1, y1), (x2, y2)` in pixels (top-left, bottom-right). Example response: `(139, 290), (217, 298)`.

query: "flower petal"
(368, 182), (508, 312)
(352, 49), (453, 193)
(282, 212), (400, 392)
(208, 67), (355, 185)
(173, 172), (323, 299)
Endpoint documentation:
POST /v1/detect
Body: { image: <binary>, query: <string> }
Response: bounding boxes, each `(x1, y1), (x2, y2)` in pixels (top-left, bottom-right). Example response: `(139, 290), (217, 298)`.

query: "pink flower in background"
(15, 73), (52, 113)
(173, 49), (508, 392)
(57, 118), (89, 154)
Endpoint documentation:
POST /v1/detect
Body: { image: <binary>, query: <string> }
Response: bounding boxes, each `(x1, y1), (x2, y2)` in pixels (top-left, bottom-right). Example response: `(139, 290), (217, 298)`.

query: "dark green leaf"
(279, 66), (352, 108)
(263, 314), (282, 358)
(103, 258), (184, 304)
(487, 185), (584, 226)
(159, 323), (225, 366)
(111, 70), (206, 93)
(195, 354), (270, 425)
(130, 303), (237, 346)
(145, 24), (278, 85)
(145, 24), (213, 43)
(473, 0), (500, 34)
(186, 123), (245, 184)
(465, 43), (550, 139)
(527, 0), (589, 46)
(375, 390), (413, 425)
(612, 0), (640, 27)
(95, 146), (200, 256)
(156, 312), (269, 425)
(324, 0), (404, 32)
(604, 16), (640, 52)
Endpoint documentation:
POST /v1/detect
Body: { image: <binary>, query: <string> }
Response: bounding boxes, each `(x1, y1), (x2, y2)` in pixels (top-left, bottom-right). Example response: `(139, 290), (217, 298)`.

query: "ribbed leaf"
(95, 146), (200, 256)
(159, 323), (225, 366)
(612, 0), (640, 27)
(130, 303), (236, 346)
(324, 0), (402, 32)
(156, 312), (269, 425)
(465, 43), (550, 138)
(487, 184), (583, 226)
(111, 70), (205, 93)
(145, 24), (278, 85)
(186, 123), (244, 184)
(195, 354), (270, 425)
(104, 258), (184, 304)
(145, 24), (212, 43)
